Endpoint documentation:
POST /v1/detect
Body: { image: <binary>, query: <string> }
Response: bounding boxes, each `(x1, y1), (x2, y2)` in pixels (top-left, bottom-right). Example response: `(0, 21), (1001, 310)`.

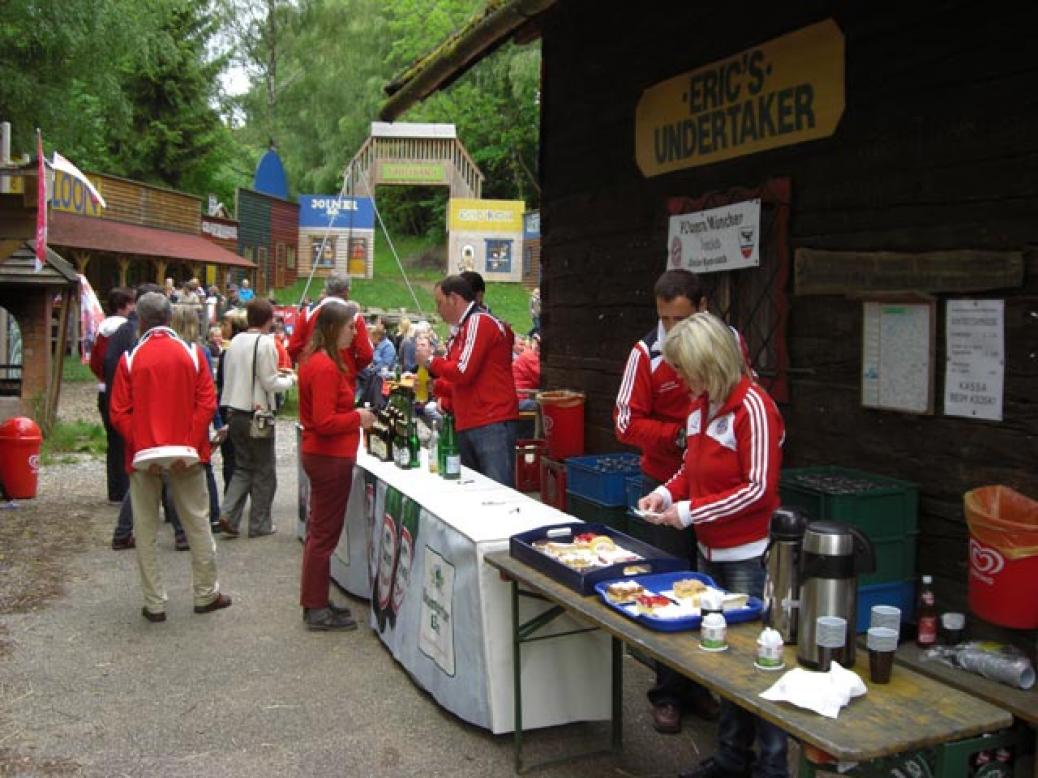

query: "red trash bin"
(0, 417), (42, 499)
(536, 390), (585, 460)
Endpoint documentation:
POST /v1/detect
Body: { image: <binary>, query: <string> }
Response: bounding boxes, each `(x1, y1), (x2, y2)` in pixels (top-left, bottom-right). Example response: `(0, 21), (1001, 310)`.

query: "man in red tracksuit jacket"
(91, 286), (134, 503)
(287, 272), (373, 373)
(614, 269), (719, 731)
(416, 274), (519, 487)
(110, 292), (231, 623)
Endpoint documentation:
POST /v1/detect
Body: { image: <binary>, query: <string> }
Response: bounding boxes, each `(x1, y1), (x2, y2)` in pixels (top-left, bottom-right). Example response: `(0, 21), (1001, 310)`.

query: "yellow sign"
(635, 19), (845, 177)
(50, 170), (105, 217)
(448, 198), (524, 233)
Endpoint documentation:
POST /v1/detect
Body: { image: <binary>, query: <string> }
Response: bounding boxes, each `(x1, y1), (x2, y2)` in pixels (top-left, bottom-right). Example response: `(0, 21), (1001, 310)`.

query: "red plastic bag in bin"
(964, 486), (1038, 561)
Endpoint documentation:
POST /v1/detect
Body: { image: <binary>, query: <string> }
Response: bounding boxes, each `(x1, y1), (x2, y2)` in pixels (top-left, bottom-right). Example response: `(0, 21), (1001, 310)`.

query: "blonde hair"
(396, 317), (413, 338)
(662, 312), (744, 401)
(171, 303), (200, 344)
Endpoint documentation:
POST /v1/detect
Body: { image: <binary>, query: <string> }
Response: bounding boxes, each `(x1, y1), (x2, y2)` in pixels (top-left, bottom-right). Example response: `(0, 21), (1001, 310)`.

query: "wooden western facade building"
(382, 2), (1038, 622)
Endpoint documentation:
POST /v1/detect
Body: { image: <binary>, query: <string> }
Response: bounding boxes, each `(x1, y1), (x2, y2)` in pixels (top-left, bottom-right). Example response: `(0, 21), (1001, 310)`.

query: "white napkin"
(759, 663), (867, 719)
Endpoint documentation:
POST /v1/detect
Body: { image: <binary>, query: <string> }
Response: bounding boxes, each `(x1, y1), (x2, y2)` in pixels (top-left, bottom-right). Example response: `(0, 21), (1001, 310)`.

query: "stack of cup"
(866, 627), (898, 683)
(941, 612), (966, 644)
(870, 605), (901, 635)
(815, 616), (847, 671)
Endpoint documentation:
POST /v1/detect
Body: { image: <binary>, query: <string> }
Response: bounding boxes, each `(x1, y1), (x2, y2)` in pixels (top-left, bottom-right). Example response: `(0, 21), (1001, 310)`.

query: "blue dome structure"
(254, 146), (289, 199)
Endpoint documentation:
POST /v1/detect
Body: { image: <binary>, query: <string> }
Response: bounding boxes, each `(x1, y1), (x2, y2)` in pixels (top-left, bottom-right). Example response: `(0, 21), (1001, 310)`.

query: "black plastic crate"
(509, 522), (688, 595)
(566, 490), (629, 533)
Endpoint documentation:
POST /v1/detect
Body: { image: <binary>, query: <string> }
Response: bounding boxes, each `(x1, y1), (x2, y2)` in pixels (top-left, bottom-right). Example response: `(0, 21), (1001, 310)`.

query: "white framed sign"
(667, 199), (761, 274)
(862, 301), (934, 414)
(944, 299), (1004, 421)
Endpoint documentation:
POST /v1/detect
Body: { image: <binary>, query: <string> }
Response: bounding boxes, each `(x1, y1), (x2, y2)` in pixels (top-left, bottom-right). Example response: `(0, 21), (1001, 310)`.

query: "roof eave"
(380, 0), (555, 121)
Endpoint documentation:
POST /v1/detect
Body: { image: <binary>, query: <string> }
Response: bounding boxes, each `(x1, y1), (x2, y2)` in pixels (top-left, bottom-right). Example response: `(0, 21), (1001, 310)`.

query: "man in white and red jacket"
(286, 272), (373, 373)
(110, 292), (231, 623)
(416, 274), (519, 486)
(91, 286), (134, 503)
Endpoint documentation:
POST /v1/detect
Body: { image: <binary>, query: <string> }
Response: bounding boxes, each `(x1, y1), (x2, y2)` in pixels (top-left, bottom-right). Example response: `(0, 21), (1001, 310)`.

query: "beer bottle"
(374, 487), (401, 633)
(407, 415), (420, 469)
(916, 574), (938, 648)
(388, 497), (421, 627)
(441, 412), (461, 480)
(394, 403), (411, 469)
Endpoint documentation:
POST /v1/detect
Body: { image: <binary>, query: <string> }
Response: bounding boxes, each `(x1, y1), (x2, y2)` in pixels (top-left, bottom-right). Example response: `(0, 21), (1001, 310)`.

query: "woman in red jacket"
(638, 311), (787, 778)
(298, 301), (374, 631)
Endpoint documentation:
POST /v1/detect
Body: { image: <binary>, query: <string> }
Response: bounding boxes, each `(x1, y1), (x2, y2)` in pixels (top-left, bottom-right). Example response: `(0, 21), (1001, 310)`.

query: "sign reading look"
(636, 19), (845, 177)
(667, 199), (760, 273)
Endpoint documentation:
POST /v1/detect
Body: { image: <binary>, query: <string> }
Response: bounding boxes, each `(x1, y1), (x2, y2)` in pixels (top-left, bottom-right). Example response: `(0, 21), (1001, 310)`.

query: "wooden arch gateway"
(344, 122), (483, 199)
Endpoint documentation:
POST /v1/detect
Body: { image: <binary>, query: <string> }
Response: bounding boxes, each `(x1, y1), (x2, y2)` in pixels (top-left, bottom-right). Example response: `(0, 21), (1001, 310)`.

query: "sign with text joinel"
(635, 19), (845, 177)
(667, 199), (760, 273)
(298, 195), (374, 229)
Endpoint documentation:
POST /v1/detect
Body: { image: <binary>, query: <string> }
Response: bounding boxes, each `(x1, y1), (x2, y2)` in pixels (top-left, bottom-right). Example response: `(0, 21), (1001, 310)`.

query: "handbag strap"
(251, 334), (274, 413)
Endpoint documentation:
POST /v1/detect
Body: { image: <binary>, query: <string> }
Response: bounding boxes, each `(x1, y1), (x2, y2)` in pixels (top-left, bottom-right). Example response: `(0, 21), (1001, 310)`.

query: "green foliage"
(62, 360), (96, 384)
(41, 420), (106, 464)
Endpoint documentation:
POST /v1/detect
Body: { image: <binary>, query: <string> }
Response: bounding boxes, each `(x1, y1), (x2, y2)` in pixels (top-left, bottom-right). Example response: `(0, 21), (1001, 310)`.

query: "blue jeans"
(698, 553), (788, 778)
(458, 420), (517, 488)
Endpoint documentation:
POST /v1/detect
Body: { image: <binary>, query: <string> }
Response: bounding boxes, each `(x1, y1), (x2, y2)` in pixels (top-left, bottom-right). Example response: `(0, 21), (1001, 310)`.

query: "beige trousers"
(129, 465), (220, 614)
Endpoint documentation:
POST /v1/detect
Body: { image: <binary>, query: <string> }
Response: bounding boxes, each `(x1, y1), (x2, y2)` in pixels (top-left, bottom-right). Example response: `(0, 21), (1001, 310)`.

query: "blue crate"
(565, 453), (641, 507)
(625, 474), (647, 511)
(855, 579), (915, 633)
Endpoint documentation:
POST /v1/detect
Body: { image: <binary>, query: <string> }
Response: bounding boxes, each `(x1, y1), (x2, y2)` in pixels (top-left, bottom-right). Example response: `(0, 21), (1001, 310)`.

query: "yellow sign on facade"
(635, 19), (845, 177)
(50, 170), (105, 217)
(448, 198), (524, 233)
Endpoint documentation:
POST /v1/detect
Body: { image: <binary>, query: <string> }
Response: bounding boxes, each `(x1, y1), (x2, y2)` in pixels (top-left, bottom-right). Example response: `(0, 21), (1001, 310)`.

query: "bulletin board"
(861, 300), (935, 414)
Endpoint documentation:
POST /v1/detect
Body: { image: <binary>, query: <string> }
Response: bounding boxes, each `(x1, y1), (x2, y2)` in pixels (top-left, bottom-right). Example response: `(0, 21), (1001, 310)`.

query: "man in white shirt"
(218, 299), (296, 537)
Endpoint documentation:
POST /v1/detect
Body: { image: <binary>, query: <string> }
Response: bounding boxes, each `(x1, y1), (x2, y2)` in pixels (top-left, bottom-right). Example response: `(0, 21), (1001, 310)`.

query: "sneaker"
(329, 602), (353, 619)
(174, 534), (189, 551)
(112, 535), (135, 550)
(141, 608), (166, 623)
(304, 607), (358, 631)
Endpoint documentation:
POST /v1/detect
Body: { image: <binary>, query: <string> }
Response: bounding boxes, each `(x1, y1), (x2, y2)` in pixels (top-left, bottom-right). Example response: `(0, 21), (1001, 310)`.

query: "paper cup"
(870, 605), (901, 633)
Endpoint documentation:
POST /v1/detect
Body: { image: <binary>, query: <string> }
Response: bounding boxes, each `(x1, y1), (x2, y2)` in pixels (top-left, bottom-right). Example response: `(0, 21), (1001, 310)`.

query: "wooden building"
(522, 210), (540, 288)
(235, 187), (299, 294)
(47, 170), (255, 295)
(382, 3), (1038, 619)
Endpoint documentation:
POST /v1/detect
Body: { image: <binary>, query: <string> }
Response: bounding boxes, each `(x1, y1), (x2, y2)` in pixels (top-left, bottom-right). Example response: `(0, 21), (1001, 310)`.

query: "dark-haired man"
(614, 268), (719, 732)
(286, 272), (372, 373)
(459, 270), (489, 312)
(91, 287), (134, 503)
(416, 275), (518, 486)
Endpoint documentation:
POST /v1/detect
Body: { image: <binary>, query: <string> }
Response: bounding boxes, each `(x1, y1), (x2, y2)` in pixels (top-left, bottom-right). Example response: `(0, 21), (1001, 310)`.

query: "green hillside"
(273, 235), (535, 336)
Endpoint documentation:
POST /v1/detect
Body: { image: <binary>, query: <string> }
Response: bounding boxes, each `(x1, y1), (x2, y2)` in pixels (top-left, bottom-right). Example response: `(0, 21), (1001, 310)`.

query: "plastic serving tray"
(594, 571), (764, 633)
(509, 522), (687, 595)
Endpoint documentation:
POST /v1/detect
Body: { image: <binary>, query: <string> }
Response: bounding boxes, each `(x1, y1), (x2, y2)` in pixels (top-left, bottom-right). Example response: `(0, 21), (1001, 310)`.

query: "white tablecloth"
(297, 445), (613, 734)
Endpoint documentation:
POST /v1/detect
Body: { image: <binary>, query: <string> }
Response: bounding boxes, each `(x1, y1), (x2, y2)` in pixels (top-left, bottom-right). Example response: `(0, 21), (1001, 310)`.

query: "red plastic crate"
(515, 439), (547, 492)
(540, 456), (567, 511)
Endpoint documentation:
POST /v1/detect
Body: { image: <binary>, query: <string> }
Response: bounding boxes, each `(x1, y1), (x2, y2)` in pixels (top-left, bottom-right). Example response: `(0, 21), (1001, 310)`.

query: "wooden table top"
(894, 643), (1037, 725)
(485, 551), (1013, 762)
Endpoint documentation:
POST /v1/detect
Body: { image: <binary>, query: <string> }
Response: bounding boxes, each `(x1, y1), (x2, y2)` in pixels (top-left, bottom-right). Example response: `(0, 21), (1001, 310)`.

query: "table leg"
(511, 578), (524, 774)
(611, 636), (623, 753)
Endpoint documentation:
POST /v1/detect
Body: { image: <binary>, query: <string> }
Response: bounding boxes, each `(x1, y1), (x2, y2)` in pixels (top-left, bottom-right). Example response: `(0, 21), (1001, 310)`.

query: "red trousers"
(300, 453), (355, 609)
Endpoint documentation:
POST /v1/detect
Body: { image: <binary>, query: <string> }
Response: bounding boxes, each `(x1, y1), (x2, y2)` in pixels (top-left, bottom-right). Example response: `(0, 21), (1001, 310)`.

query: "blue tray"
(594, 571), (764, 633)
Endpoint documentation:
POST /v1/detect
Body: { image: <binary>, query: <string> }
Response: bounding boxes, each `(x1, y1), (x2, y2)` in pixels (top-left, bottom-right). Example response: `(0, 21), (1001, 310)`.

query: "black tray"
(509, 522), (689, 595)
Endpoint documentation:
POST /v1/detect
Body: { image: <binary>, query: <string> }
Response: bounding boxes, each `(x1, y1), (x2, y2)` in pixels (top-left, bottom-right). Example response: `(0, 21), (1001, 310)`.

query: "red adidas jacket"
(110, 327), (217, 473)
(298, 350), (361, 458)
(287, 296), (373, 374)
(657, 376), (783, 552)
(429, 303), (518, 432)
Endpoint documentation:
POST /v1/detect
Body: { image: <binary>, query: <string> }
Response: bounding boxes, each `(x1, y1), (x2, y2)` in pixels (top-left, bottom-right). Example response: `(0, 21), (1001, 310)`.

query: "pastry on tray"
(605, 580), (645, 602)
(672, 578), (708, 601)
(635, 593), (672, 615)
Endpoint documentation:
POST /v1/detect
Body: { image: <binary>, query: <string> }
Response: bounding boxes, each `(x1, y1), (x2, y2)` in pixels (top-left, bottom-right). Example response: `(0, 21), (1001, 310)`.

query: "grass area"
(62, 359), (96, 383)
(271, 233), (534, 336)
(40, 419), (105, 464)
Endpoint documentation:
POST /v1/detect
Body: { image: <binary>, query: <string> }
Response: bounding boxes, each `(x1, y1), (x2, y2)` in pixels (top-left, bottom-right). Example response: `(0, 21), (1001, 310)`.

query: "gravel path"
(0, 382), (716, 776)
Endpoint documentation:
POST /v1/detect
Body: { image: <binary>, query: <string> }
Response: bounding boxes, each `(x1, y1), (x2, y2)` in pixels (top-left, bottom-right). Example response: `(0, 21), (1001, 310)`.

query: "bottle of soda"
(916, 574), (938, 648)
(441, 412), (461, 480)
(388, 497), (420, 627)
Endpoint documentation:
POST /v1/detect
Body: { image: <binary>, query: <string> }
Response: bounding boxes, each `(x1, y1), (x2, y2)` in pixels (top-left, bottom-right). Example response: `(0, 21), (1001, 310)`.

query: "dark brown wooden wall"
(538, 1), (1038, 614)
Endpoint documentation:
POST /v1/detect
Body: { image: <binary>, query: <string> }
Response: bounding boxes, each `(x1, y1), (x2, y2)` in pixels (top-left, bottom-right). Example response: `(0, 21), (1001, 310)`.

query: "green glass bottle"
(406, 414), (420, 469)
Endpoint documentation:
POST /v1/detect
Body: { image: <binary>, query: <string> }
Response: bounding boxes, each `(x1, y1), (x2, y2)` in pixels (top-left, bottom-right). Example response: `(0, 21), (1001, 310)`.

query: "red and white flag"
(50, 151), (106, 208)
(34, 129), (46, 273)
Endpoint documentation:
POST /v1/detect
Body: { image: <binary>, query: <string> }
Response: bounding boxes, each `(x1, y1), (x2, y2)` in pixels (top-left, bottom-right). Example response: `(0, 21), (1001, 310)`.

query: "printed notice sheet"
(944, 299), (1004, 421)
(862, 302), (933, 413)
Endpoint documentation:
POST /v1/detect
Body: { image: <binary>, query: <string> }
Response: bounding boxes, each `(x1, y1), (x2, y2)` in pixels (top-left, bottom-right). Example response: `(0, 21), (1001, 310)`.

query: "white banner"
(944, 299), (1004, 421)
(667, 198), (761, 273)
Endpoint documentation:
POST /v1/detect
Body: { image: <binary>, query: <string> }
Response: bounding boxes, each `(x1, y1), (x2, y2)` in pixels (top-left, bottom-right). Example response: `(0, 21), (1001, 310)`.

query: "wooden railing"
(344, 136), (483, 199)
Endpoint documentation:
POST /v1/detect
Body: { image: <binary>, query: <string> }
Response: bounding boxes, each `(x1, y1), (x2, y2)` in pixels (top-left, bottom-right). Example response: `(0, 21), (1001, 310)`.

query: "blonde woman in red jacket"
(298, 301), (375, 631)
(638, 311), (787, 778)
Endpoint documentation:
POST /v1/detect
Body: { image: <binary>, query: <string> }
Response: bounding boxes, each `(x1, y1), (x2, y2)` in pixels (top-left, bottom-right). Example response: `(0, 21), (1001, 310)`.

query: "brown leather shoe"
(687, 688), (721, 721)
(194, 593), (232, 614)
(651, 702), (682, 734)
(142, 608), (166, 623)
(218, 517), (239, 538)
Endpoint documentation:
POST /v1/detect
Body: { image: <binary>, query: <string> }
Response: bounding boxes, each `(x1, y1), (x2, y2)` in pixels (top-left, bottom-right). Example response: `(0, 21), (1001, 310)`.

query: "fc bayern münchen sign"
(667, 199), (761, 274)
